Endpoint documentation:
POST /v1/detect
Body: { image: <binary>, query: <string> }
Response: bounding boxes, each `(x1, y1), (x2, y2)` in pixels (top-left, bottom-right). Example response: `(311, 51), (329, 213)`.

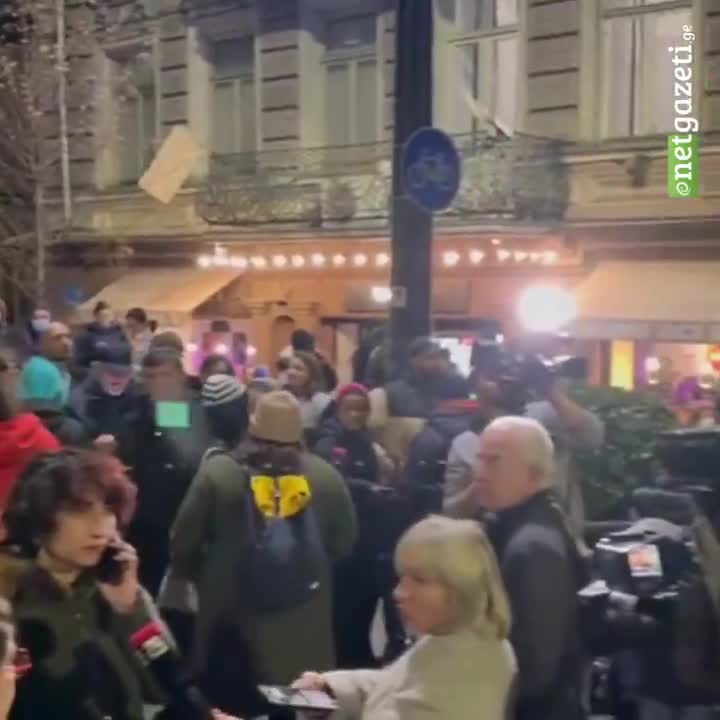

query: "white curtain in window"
(493, 35), (517, 134)
(602, 16), (634, 137)
(327, 64), (351, 145)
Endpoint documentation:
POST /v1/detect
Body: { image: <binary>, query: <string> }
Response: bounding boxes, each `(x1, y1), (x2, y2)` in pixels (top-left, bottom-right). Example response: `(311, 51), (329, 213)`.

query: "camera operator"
(476, 417), (585, 720)
(444, 369), (603, 539)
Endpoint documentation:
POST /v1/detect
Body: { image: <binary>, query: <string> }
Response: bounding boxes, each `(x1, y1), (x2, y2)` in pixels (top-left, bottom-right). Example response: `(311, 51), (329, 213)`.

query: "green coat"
(170, 451), (358, 686)
(0, 552), (161, 720)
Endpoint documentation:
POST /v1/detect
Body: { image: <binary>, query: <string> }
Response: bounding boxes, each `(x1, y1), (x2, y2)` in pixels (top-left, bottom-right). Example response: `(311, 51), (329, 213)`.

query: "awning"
(74, 268), (241, 327)
(572, 261), (720, 342)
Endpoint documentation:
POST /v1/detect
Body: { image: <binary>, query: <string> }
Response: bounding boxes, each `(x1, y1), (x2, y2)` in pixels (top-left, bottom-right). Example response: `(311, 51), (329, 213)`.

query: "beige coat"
(323, 630), (516, 720)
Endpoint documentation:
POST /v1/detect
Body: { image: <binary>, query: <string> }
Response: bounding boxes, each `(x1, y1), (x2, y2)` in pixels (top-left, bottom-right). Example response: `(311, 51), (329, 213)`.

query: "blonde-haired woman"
(294, 515), (516, 719)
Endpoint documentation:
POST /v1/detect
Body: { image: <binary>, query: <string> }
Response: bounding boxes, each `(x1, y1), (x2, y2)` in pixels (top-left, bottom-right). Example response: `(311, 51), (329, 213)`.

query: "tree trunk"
(56, 0), (72, 224)
(35, 182), (46, 305)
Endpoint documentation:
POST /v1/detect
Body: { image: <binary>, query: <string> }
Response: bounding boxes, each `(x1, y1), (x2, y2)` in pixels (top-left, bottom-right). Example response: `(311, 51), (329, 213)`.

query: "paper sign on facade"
(138, 125), (200, 204)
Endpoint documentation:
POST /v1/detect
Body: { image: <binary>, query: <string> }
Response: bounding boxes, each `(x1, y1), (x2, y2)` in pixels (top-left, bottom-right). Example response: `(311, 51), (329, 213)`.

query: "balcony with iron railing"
(197, 131), (570, 229)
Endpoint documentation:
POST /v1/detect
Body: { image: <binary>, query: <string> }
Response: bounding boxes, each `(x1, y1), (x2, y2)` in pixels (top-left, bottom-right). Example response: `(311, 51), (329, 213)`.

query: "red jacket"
(0, 413), (59, 510)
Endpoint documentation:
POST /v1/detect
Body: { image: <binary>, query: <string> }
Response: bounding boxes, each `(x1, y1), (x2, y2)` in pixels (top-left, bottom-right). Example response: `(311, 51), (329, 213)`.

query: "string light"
(215, 253), (231, 267)
(497, 249), (511, 262)
(514, 251), (528, 262)
(442, 250), (460, 267)
(491, 238), (502, 246)
(251, 256), (267, 269)
(311, 253), (326, 267)
(353, 253), (368, 267)
(375, 252), (390, 268)
(291, 254), (305, 268)
(530, 252), (542, 263)
(333, 254), (347, 266)
(542, 250), (558, 265)
(272, 254), (288, 268)
(197, 255), (212, 268)
(469, 249), (485, 264)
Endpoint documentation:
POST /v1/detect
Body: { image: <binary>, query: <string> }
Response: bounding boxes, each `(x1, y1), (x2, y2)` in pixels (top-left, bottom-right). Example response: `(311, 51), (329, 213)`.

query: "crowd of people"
(0, 297), (607, 720)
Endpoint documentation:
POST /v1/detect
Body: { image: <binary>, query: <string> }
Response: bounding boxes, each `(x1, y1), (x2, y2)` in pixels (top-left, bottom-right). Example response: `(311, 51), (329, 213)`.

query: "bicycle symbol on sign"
(406, 149), (455, 192)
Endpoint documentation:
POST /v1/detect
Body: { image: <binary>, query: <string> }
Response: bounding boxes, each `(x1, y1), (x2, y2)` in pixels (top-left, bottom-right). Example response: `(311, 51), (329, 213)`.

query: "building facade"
(38, 0), (720, 389)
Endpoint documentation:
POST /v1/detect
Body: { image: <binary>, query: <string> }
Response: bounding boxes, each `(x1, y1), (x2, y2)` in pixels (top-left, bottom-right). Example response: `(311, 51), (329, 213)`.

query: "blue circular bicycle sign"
(401, 127), (461, 213)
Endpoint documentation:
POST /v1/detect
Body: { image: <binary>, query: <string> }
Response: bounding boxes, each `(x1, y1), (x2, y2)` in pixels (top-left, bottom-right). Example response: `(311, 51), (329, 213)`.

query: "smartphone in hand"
(96, 545), (126, 585)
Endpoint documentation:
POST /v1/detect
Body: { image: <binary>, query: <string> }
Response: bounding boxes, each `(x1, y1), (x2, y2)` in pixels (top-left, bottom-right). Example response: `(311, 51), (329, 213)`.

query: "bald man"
(476, 417), (586, 720)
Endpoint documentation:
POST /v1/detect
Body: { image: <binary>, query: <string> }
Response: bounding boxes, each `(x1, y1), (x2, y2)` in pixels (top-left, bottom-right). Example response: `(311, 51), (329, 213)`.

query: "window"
(117, 53), (156, 183)
(600, 0), (693, 137)
(448, 0), (519, 135)
(212, 37), (256, 155)
(324, 14), (378, 146)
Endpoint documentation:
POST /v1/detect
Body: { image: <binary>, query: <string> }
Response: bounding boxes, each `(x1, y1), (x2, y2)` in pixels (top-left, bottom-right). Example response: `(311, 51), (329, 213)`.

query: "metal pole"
(35, 182), (46, 304)
(388, 0), (434, 377)
(56, 0), (72, 224)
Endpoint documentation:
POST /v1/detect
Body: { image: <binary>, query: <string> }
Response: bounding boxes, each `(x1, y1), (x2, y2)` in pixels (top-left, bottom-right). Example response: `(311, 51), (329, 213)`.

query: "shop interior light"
(251, 256), (267, 269)
(187, 342), (199, 353)
(442, 250), (460, 267)
(529, 252), (542, 263)
(197, 255), (212, 268)
(469, 249), (485, 264)
(518, 285), (576, 333)
(543, 250), (558, 264)
(230, 256), (248, 269)
(497, 249), (511, 262)
(214, 343), (229, 355)
(214, 254), (231, 267)
(495, 333), (505, 344)
(514, 251), (528, 262)
(371, 286), (392, 304)
(291, 254), (305, 268)
(491, 238), (502, 246)
(333, 254), (347, 266)
(311, 253), (326, 267)
(353, 253), (368, 267)
(645, 356), (661, 373)
(376, 252), (390, 267)
(272, 254), (288, 268)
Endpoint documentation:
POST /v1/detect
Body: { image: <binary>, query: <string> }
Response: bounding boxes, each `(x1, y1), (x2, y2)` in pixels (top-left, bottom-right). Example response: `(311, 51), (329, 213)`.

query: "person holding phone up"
(0, 449), (236, 720)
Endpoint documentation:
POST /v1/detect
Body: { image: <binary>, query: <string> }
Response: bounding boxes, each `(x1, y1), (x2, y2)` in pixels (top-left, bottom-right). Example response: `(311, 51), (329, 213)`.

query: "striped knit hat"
(201, 374), (246, 407)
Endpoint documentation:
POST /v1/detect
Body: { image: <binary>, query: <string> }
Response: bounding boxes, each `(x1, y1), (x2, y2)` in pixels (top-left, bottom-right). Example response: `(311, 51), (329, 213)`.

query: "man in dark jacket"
(70, 344), (141, 449)
(384, 337), (469, 419)
(124, 348), (212, 595)
(75, 301), (128, 370)
(476, 416), (585, 720)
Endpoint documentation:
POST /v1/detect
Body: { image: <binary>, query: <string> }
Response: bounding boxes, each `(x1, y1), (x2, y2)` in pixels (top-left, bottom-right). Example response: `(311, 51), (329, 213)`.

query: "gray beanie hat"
(201, 374), (246, 407)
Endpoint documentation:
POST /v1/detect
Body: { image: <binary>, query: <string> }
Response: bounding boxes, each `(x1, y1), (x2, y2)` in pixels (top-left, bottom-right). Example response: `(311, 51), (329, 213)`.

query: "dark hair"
(93, 301), (111, 316)
(408, 336), (441, 359)
(291, 351), (322, 393)
(96, 343), (132, 366)
(149, 331), (184, 355)
(3, 449), (137, 554)
(276, 356), (290, 372)
(200, 354), (235, 379)
(126, 307), (147, 325)
(291, 329), (315, 353)
(142, 347), (183, 371)
(237, 438), (302, 476)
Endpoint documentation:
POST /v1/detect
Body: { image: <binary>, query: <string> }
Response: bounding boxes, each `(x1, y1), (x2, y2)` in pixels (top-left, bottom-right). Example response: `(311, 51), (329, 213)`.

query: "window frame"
(446, 0), (521, 136)
(595, 0), (697, 140)
(211, 35), (257, 155)
(321, 11), (381, 147)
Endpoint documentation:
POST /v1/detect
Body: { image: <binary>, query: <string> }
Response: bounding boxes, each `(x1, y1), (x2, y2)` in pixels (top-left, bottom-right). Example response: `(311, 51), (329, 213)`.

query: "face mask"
(32, 318), (51, 334)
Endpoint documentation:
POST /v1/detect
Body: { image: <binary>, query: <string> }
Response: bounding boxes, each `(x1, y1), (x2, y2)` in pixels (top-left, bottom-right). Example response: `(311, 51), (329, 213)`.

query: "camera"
(581, 428), (720, 709)
(470, 341), (587, 414)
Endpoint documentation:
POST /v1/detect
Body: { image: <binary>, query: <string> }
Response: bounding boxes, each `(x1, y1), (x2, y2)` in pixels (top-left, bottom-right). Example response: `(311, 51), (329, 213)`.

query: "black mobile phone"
(258, 685), (338, 712)
(96, 545), (126, 585)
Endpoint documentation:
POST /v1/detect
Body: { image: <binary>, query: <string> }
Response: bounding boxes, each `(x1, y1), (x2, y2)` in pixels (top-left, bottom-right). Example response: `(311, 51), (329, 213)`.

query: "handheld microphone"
(130, 621), (214, 720)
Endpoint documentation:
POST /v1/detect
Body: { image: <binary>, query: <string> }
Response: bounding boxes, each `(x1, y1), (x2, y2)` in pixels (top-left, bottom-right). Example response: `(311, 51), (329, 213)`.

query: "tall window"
(212, 37), (256, 154)
(601, 0), (693, 137)
(449, 0), (519, 136)
(117, 53), (156, 183)
(324, 14), (378, 146)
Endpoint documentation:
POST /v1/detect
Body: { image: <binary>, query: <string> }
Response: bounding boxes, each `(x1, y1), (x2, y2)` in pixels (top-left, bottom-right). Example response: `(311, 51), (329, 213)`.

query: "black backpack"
(228, 455), (328, 615)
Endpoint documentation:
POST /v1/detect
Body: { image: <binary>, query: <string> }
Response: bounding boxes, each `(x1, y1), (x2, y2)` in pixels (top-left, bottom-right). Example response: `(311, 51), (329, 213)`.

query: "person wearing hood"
(19, 350), (87, 447)
(75, 301), (128, 370)
(0, 346), (59, 512)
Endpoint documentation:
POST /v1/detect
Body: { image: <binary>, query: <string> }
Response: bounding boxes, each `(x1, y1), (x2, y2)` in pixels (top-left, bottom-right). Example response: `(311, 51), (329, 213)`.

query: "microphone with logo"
(130, 620), (214, 720)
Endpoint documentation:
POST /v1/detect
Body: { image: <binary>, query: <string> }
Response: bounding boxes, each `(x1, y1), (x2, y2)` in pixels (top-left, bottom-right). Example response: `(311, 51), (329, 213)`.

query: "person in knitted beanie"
(201, 374), (248, 450)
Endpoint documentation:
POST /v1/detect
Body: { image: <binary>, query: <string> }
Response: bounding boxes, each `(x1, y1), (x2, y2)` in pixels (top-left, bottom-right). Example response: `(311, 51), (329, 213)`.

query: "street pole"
(389, 0), (434, 377)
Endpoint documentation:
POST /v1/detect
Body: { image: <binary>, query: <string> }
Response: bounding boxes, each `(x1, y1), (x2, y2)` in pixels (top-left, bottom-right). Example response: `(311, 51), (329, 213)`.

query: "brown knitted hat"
(249, 390), (303, 445)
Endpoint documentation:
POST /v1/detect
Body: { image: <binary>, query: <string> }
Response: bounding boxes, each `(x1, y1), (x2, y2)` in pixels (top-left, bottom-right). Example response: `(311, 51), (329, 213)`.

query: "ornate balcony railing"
(197, 131), (570, 228)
